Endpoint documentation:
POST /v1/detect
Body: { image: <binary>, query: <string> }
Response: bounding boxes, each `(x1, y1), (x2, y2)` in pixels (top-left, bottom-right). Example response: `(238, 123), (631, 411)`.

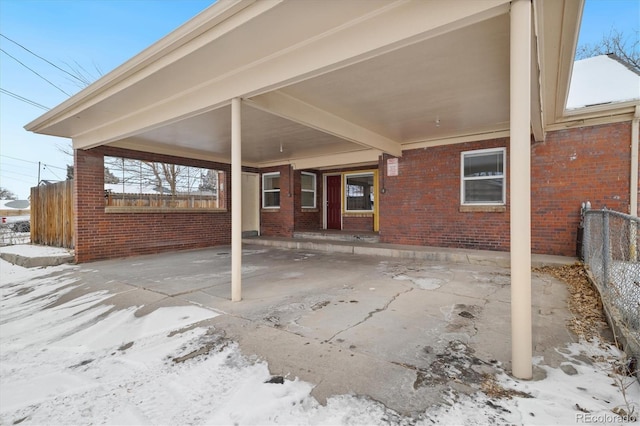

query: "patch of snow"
(1, 215), (30, 223)
(105, 183), (161, 194)
(0, 200), (30, 210)
(393, 274), (443, 290)
(567, 55), (640, 110)
(0, 259), (71, 287)
(0, 244), (73, 258)
(418, 340), (640, 425)
(1, 260), (638, 425)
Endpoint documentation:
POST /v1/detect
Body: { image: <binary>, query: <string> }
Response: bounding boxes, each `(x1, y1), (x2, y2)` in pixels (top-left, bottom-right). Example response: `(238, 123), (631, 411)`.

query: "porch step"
(242, 236), (578, 269)
(293, 231), (380, 244)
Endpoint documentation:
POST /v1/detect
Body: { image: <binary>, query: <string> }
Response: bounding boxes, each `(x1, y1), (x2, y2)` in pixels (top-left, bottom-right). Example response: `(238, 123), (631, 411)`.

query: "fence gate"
(30, 180), (74, 248)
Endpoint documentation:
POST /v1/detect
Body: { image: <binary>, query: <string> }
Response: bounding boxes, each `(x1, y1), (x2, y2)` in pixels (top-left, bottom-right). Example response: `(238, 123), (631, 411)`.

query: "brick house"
(25, 0), (639, 379)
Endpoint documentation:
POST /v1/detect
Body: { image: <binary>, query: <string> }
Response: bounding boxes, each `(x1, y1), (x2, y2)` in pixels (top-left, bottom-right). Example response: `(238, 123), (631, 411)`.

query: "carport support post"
(510, 0), (533, 380)
(231, 97), (242, 301)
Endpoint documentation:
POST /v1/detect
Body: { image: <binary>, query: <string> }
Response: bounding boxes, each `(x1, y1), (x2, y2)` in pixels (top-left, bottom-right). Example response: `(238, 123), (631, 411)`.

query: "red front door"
(326, 175), (341, 230)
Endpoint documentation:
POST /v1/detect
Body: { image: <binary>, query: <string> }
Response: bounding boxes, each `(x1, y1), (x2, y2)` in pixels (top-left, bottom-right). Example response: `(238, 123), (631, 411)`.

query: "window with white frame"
(461, 148), (506, 205)
(301, 172), (316, 209)
(344, 172), (374, 212)
(262, 172), (280, 208)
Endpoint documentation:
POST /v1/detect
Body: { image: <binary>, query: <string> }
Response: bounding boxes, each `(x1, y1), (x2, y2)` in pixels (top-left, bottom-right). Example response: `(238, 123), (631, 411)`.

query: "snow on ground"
(0, 215), (30, 223)
(1, 259), (638, 425)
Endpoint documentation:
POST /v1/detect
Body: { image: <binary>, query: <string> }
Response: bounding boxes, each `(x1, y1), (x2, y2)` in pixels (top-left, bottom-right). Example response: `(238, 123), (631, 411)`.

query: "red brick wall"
(260, 165), (294, 237)
(379, 139), (510, 251)
(531, 121), (632, 255)
(73, 122), (633, 261)
(294, 170), (322, 232)
(74, 147), (231, 263)
(379, 121), (634, 256)
(343, 215), (374, 231)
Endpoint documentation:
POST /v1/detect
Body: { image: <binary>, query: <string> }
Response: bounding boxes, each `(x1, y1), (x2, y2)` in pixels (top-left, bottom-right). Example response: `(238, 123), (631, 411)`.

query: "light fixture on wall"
(435, 116), (441, 128)
(279, 141), (283, 153)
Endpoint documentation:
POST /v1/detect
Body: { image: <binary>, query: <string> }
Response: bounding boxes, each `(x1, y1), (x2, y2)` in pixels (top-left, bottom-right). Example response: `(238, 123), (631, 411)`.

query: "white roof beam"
(261, 149), (381, 170)
(245, 91), (401, 157)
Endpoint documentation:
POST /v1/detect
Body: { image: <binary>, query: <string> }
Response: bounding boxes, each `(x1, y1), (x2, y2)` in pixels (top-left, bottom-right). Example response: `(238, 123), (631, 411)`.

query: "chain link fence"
(0, 220), (31, 246)
(582, 208), (639, 360)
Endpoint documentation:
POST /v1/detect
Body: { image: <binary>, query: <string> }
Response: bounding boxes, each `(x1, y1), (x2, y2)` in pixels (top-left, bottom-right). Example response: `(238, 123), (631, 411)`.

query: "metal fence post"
(630, 220), (638, 262)
(582, 211), (590, 263)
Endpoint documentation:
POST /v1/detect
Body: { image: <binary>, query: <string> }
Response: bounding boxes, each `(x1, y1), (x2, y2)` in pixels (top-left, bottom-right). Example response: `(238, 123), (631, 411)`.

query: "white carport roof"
(26, 0), (595, 169)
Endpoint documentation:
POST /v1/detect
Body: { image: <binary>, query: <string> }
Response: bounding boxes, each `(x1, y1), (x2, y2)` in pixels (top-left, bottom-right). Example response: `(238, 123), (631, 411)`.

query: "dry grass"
(534, 263), (608, 342)
(481, 374), (532, 399)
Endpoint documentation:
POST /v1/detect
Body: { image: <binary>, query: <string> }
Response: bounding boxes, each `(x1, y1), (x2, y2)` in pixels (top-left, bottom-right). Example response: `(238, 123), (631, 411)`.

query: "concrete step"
(242, 236), (578, 269)
(0, 244), (74, 268)
(293, 231), (380, 243)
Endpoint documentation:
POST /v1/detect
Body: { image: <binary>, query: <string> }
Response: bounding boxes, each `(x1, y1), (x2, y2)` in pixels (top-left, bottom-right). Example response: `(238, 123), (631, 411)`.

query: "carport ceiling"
(125, 105), (359, 164)
(116, 13), (510, 166)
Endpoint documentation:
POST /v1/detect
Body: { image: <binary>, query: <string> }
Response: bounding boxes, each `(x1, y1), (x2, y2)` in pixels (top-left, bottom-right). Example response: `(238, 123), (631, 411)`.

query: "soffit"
(276, 14), (510, 143)
(124, 105), (362, 164)
(116, 13), (510, 166)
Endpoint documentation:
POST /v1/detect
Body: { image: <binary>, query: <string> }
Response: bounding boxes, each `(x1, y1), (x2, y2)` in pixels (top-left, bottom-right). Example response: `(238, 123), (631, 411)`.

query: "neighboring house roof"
(105, 183), (165, 194)
(566, 54), (640, 110)
(104, 183), (215, 196)
(0, 200), (30, 210)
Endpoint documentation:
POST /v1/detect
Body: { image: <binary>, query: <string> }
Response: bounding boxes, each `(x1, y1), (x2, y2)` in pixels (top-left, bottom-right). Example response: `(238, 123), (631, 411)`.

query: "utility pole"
(37, 161), (41, 185)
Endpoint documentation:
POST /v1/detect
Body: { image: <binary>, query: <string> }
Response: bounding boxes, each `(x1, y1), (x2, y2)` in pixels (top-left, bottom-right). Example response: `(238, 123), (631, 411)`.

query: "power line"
(41, 164), (63, 180)
(0, 154), (67, 171)
(0, 162), (35, 173)
(0, 154), (39, 165)
(1, 169), (37, 179)
(0, 48), (71, 97)
(0, 33), (86, 85)
(0, 174), (36, 185)
(41, 162), (67, 171)
(0, 88), (49, 110)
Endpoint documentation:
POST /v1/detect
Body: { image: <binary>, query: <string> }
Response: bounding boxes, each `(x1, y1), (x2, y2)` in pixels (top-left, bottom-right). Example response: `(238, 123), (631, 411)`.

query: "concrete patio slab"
(0, 244), (74, 268)
(16, 244), (579, 416)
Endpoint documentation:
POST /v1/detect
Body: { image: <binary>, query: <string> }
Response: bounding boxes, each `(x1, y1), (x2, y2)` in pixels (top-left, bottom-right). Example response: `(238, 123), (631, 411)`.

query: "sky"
(0, 0), (213, 199)
(0, 0), (639, 200)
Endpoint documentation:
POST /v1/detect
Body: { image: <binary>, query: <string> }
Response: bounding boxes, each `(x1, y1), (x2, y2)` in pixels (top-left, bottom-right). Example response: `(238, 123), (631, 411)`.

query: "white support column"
(231, 97), (242, 302)
(510, 0), (533, 380)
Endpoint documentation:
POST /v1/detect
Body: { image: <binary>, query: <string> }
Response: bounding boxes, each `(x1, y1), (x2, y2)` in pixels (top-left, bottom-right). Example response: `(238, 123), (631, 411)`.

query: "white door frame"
(241, 172), (260, 236)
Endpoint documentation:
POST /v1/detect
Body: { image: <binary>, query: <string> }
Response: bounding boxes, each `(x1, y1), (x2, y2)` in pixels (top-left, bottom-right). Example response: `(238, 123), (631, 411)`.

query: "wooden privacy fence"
(31, 180), (74, 248)
(105, 192), (220, 209)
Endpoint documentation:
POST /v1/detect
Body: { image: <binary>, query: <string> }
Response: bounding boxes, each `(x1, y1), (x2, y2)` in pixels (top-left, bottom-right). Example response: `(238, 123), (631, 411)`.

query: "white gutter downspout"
(630, 105), (639, 261)
(631, 105), (639, 217)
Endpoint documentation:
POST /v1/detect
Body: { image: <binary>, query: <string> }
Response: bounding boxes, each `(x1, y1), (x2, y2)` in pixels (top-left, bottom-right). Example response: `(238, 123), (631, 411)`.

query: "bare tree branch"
(576, 29), (640, 72)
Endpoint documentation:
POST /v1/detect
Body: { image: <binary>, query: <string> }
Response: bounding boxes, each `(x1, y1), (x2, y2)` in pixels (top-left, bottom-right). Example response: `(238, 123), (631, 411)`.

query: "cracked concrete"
(23, 244), (577, 416)
(327, 286), (414, 343)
